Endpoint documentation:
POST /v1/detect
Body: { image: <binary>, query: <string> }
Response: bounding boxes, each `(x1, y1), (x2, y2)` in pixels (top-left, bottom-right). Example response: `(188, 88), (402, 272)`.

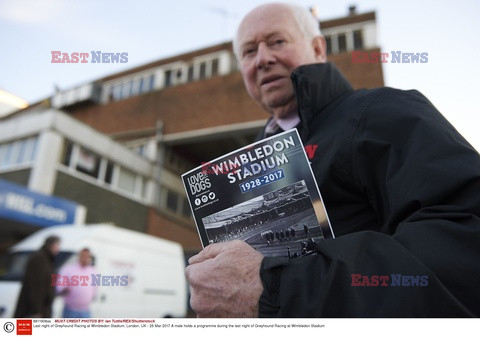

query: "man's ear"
(312, 36), (327, 62)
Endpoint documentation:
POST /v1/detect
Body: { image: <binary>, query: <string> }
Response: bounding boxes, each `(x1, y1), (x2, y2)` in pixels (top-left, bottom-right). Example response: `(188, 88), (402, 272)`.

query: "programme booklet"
(181, 129), (334, 258)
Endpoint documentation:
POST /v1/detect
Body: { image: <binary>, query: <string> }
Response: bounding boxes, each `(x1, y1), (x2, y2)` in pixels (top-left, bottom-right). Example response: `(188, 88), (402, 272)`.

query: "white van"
(0, 224), (187, 318)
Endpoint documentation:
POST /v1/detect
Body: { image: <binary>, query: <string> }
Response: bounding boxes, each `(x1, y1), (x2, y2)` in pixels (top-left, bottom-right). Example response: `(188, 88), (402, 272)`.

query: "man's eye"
(243, 48), (256, 56)
(268, 39), (286, 48)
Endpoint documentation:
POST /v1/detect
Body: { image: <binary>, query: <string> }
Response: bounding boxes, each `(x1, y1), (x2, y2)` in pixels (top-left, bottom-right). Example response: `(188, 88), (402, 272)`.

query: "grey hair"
(233, 2), (322, 59)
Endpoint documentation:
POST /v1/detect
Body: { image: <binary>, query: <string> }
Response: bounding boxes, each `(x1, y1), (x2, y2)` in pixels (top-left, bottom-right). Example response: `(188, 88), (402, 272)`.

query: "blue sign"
(0, 178), (78, 227)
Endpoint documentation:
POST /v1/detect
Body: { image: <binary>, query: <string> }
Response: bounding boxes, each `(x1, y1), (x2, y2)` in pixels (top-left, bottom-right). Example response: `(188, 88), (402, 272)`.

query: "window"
(131, 80), (140, 97)
(188, 65), (194, 82)
(353, 30), (363, 50)
(182, 197), (191, 217)
(104, 161), (114, 185)
(60, 142), (147, 201)
(133, 144), (145, 157)
(167, 190), (178, 211)
(325, 36), (332, 55)
(0, 137), (39, 170)
(118, 167), (136, 194)
(139, 177), (146, 199)
(137, 75), (155, 94)
(164, 70), (173, 88)
(63, 143), (104, 181)
(62, 141), (73, 166)
(17, 140), (28, 163)
(122, 81), (133, 99)
(176, 69), (183, 82)
(1, 143), (15, 168)
(163, 147), (192, 174)
(0, 251), (74, 282)
(104, 53), (228, 101)
(117, 167), (145, 198)
(106, 73), (156, 103)
(199, 62), (207, 80)
(211, 58), (219, 77)
(147, 74), (155, 92)
(76, 147), (100, 178)
(124, 139), (153, 159)
(338, 33), (347, 52)
(190, 55), (221, 82)
(0, 144), (6, 168)
(16, 137), (37, 164)
(112, 85), (122, 101)
(164, 67), (184, 88)
(162, 188), (191, 219)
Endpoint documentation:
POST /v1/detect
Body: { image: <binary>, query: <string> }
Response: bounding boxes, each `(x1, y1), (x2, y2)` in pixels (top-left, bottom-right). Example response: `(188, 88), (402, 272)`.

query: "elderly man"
(186, 2), (480, 317)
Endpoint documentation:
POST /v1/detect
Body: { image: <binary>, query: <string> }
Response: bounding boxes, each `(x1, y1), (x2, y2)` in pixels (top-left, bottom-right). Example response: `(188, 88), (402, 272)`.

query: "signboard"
(0, 178), (79, 227)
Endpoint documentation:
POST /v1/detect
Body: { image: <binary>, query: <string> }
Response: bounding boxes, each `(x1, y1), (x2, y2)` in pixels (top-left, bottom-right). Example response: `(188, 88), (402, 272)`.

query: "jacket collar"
(291, 62), (353, 137)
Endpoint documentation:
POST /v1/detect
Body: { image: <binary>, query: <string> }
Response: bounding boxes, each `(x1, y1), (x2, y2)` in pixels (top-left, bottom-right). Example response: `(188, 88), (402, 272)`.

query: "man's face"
(49, 241), (60, 256)
(79, 250), (92, 267)
(236, 5), (325, 119)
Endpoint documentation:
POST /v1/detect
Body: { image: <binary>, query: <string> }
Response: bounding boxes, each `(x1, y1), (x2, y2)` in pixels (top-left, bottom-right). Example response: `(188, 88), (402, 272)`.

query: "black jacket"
(14, 246), (56, 318)
(258, 63), (480, 317)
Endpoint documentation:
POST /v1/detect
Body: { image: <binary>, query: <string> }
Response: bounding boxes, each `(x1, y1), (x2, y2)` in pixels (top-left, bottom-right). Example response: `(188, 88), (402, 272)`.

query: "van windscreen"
(0, 251), (74, 282)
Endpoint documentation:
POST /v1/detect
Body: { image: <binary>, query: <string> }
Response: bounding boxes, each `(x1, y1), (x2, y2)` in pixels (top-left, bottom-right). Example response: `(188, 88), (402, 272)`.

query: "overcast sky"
(1, 0), (479, 150)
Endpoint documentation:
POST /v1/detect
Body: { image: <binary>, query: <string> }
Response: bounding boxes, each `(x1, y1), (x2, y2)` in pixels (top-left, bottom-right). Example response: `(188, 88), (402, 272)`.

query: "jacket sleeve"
(258, 89), (480, 317)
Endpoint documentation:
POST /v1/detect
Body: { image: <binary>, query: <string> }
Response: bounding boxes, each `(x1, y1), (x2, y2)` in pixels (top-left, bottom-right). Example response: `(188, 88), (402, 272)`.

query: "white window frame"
(0, 137), (39, 171)
(161, 62), (187, 88)
(60, 143), (148, 203)
(102, 69), (158, 103)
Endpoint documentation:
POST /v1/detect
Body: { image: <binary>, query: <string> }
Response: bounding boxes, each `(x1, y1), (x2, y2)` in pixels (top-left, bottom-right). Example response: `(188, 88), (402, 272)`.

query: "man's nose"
(255, 43), (275, 69)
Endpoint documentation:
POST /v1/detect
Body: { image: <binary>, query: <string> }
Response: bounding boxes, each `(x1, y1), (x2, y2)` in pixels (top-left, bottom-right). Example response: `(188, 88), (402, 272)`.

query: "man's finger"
(188, 240), (245, 265)
(188, 242), (224, 265)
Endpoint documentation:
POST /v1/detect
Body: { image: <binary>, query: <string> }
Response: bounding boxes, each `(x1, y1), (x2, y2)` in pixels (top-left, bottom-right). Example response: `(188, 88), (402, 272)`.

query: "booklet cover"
(181, 129), (334, 259)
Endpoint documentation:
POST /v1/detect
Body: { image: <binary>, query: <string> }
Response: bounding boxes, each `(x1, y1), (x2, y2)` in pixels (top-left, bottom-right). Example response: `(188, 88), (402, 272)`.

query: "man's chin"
(265, 104), (297, 121)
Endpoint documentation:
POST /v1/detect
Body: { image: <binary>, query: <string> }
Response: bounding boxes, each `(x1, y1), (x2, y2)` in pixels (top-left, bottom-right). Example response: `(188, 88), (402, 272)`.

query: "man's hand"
(185, 240), (264, 318)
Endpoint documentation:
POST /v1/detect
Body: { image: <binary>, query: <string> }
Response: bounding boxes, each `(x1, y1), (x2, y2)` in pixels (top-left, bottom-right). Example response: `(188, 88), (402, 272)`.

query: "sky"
(1, 0), (479, 150)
